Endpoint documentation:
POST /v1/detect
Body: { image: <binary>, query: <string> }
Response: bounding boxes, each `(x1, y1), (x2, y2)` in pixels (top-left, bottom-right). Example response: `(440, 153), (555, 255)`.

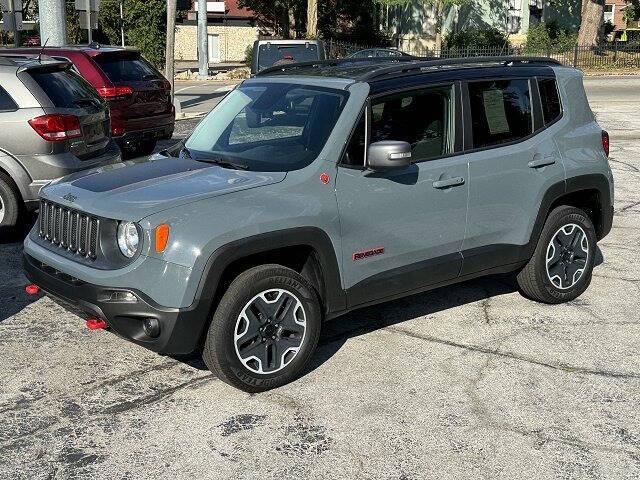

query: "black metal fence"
(326, 39), (640, 69)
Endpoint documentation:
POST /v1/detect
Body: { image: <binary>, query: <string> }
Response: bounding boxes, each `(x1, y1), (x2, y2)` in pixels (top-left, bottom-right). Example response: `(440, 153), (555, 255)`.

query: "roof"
(191, 0), (254, 18)
(256, 56), (563, 83)
(0, 44), (136, 57)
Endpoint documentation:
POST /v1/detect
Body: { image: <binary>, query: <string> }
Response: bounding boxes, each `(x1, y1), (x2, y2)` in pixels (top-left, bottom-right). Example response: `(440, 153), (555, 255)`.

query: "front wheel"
(517, 206), (597, 304)
(203, 265), (322, 392)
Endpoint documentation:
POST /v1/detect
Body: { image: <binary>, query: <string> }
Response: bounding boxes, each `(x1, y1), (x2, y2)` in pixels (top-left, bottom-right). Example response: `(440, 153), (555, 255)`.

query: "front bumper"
(23, 253), (209, 355)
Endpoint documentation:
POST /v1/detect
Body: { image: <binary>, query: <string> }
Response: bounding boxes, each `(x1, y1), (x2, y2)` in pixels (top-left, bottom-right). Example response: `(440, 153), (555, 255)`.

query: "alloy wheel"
(546, 223), (589, 290)
(0, 194), (4, 224)
(234, 289), (307, 374)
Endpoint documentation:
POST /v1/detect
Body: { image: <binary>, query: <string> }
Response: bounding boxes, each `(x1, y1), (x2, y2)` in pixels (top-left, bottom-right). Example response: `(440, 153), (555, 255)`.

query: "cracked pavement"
(1, 78), (639, 480)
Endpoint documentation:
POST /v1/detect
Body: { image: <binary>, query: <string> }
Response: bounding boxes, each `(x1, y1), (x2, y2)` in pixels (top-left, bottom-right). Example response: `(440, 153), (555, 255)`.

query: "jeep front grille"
(38, 200), (100, 260)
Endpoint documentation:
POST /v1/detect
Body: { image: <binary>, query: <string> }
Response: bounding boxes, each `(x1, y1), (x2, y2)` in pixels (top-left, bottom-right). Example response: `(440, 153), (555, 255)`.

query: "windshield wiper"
(196, 156), (249, 170)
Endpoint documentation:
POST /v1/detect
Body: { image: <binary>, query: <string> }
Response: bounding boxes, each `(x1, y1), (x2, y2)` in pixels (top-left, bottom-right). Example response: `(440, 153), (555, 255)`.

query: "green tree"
(98, 0), (167, 67)
(375, 0), (470, 52)
(238, 0), (305, 38)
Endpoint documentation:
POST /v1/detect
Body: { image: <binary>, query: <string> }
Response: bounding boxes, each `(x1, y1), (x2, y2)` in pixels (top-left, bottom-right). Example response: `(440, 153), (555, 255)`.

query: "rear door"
(24, 64), (111, 159)
(460, 75), (565, 274)
(93, 51), (172, 123)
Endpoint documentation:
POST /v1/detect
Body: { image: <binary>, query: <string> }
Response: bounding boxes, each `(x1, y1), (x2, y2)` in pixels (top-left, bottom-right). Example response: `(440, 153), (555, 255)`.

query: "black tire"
(203, 264), (322, 392)
(121, 140), (157, 160)
(517, 206), (597, 304)
(0, 172), (20, 229)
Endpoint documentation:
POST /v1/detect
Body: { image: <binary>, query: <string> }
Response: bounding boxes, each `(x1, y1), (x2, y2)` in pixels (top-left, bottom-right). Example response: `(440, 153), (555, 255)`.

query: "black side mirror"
(367, 141), (412, 171)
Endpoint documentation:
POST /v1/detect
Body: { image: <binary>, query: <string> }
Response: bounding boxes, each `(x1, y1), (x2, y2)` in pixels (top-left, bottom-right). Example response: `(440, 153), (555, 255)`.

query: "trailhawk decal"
(353, 247), (385, 261)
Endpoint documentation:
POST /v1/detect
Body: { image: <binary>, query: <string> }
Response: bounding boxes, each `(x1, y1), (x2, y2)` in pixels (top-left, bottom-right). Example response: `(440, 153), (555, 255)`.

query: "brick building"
(175, 0), (259, 64)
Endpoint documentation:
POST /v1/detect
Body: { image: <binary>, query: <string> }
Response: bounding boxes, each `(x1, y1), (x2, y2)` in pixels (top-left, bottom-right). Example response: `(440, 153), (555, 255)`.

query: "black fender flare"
(192, 227), (346, 321)
(527, 173), (613, 259)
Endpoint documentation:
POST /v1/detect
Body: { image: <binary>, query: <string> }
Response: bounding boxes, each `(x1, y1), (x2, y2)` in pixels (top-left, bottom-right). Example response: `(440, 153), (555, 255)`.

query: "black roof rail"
(359, 56), (563, 81)
(255, 55), (562, 80)
(255, 56), (416, 77)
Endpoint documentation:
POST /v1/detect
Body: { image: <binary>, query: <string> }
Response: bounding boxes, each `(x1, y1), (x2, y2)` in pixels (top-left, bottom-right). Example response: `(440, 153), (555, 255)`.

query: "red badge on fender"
(320, 172), (330, 185)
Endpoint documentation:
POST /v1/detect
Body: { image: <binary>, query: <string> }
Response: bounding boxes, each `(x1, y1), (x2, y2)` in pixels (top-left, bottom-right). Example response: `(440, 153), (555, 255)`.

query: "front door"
(336, 84), (469, 307)
(208, 34), (220, 63)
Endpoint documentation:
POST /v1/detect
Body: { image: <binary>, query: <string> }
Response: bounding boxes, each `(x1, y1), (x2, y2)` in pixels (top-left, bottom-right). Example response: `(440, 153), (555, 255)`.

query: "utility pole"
(8, 0), (19, 47)
(165, 0), (177, 99)
(38, 0), (67, 46)
(197, 0), (208, 77)
(86, 0), (92, 43)
(119, 0), (124, 46)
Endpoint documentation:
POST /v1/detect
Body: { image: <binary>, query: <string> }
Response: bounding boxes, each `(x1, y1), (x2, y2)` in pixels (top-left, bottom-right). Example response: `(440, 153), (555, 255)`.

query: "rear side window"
(0, 86), (17, 111)
(29, 69), (102, 108)
(258, 44), (320, 71)
(94, 54), (160, 82)
(468, 79), (532, 149)
(538, 78), (562, 124)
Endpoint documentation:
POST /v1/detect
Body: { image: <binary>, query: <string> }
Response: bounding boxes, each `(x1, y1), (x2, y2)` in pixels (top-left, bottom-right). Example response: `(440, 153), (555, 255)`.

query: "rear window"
(468, 79), (532, 149)
(538, 78), (562, 124)
(94, 54), (160, 82)
(258, 44), (320, 71)
(29, 69), (102, 108)
(0, 86), (17, 111)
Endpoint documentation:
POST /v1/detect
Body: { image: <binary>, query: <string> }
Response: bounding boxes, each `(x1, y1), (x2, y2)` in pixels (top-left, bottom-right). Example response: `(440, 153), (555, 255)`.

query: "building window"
(604, 4), (614, 25)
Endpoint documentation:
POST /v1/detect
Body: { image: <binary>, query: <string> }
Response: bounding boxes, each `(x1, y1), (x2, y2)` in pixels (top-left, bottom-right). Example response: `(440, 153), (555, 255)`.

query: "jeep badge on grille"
(63, 193), (77, 203)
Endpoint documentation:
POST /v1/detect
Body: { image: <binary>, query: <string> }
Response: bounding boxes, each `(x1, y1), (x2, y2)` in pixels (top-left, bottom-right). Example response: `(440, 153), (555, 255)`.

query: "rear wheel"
(0, 172), (20, 229)
(517, 206), (597, 303)
(122, 140), (157, 159)
(203, 265), (322, 392)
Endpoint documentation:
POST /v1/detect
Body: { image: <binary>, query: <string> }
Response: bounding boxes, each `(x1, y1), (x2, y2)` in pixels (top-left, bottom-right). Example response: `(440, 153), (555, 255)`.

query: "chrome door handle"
(528, 155), (556, 169)
(433, 177), (465, 189)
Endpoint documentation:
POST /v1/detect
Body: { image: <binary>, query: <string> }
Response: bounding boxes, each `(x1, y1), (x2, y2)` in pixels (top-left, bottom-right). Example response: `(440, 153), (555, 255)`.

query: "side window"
(468, 79), (532, 149)
(538, 78), (562, 125)
(0, 86), (17, 112)
(52, 57), (80, 75)
(370, 85), (453, 162)
(342, 111), (366, 166)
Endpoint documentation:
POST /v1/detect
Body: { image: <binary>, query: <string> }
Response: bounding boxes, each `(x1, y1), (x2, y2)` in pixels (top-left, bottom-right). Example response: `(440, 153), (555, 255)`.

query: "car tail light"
(110, 116), (125, 137)
(97, 86), (134, 100)
(28, 114), (82, 142)
(601, 130), (610, 157)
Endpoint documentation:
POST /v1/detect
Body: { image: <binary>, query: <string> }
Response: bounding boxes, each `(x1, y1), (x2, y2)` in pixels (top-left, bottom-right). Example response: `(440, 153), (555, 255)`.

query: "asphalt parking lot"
(1, 77), (639, 480)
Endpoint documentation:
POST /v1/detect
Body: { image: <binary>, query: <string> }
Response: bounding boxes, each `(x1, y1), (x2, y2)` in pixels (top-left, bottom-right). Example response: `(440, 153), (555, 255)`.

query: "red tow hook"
(25, 284), (40, 296)
(85, 318), (108, 330)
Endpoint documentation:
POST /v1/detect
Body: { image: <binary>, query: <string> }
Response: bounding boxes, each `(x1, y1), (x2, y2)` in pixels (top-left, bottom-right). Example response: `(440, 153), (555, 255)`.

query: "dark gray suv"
(0, 55), (120, 229)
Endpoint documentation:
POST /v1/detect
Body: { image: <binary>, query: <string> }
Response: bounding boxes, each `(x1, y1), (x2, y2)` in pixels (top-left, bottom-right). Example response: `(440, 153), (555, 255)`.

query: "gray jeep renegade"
(24, 57), (614, 392)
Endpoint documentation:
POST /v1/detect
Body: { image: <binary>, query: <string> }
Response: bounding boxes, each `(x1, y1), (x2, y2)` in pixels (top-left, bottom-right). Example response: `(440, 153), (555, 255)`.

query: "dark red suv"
(3, 45), (175, 158)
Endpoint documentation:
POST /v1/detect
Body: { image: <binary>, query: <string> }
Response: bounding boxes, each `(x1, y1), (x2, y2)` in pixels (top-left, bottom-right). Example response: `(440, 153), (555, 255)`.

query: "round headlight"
(117, 221), (140, 258)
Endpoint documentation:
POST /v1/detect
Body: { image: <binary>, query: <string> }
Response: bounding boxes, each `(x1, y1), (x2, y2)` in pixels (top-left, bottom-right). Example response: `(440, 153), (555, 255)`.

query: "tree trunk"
(165, 0), (177, 100)
(577, 0), (604, 46)
(433, 0), (444, 55)
(288, 7), (296, 39)
(307, 0), (318, 38)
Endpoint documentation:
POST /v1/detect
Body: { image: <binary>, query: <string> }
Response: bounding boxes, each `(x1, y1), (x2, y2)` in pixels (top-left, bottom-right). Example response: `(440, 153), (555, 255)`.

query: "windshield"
(95, 53), (161, 82)
(184, 83), (348, 172)
(258, 44), (320, 71)
(29, 68), (104, 108)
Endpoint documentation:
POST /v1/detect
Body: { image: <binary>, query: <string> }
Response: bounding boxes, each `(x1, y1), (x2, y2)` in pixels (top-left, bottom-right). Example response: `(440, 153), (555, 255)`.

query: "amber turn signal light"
(155, 224), (170, 253)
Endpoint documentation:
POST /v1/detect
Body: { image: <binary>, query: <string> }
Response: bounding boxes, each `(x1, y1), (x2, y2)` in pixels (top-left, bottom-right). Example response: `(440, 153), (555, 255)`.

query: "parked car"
(348, 48), (412, 58)
(24, 56), (613, 393)
(251, 39), (326, 75)
(0, 55), (120, 229)
(2, 45), (175, 159)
